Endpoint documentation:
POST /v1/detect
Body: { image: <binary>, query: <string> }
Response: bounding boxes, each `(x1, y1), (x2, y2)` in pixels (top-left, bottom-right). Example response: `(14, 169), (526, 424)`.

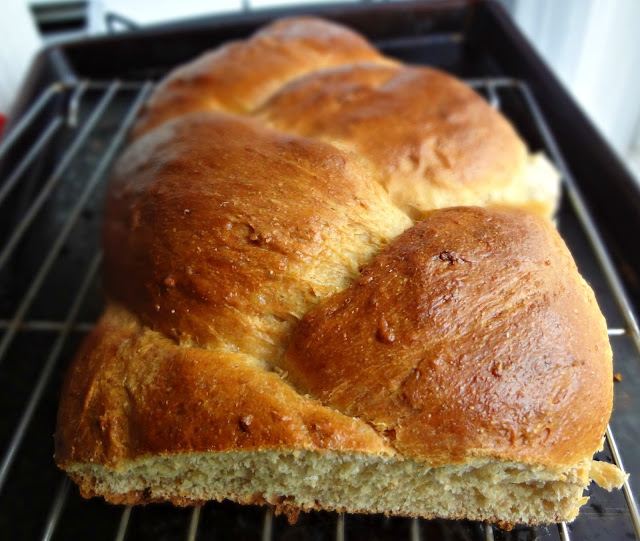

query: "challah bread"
(56, 16), (624, 528)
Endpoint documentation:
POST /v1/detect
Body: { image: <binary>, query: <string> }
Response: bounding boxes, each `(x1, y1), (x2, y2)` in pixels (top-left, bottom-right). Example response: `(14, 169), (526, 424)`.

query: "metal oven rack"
(1, 77), (640, 541)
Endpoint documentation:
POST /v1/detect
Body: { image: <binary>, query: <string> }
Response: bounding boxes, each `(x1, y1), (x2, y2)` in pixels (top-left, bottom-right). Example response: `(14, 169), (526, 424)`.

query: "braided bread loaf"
(55, 17), (624, 527)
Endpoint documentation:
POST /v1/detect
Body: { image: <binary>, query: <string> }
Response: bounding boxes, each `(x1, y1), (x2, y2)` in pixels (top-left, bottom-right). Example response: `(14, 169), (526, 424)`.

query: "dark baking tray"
(1, 1), (639, 540)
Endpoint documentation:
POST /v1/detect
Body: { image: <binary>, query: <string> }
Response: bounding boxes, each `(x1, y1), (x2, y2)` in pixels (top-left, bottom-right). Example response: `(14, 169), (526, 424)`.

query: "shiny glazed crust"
(55, 304), (394, 468)
(57, 208), (613, 468)
(103, 111), (410, 360)
(258, 63), (528, 217)
(130, 17), (395, 140)
(55, 16), (620, 525)
(284, 206), (612, 467)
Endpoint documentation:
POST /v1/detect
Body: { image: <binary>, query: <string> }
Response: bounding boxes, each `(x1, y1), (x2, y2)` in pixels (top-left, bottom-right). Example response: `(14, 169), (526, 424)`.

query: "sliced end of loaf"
(66, 450), (599, 527)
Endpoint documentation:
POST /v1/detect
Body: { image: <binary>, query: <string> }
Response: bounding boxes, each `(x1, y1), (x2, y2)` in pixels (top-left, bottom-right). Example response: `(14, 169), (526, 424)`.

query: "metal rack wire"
(0, 77), (638, 540)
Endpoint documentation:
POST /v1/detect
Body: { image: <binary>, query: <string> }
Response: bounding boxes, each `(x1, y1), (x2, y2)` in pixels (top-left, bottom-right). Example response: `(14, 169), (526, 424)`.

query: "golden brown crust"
(55, 304), (393, 468)
(104, 111), (410, 361)
(284, 207), (612, 468)
(130, 17), (393, 139)
(129, 16), (543, 221)
(259, 63), (527, 217)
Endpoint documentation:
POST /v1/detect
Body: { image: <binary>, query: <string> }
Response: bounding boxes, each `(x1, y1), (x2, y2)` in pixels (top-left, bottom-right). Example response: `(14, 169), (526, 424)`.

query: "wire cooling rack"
(0, 77), (638, 540)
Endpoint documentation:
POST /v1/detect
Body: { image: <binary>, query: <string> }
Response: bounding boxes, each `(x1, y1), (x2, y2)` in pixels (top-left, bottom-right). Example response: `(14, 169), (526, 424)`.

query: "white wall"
(87, 0), (241, 32)
(0, 1), (42, 114)
(512, 0), (640, 177)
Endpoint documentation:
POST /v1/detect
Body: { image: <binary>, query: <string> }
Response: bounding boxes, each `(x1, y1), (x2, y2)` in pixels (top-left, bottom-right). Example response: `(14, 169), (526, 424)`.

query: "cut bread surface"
(68, 451), (597, 527)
